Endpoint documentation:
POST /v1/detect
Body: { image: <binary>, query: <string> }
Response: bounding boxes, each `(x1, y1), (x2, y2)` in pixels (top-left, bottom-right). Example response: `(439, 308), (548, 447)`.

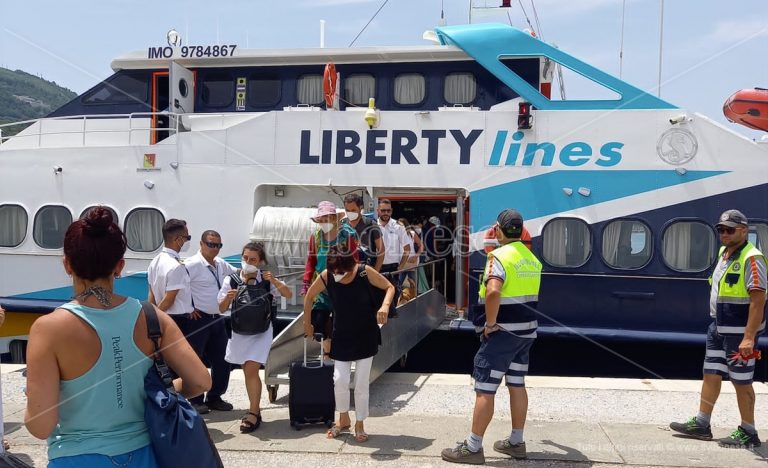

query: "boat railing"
(0, 112), (191, 148)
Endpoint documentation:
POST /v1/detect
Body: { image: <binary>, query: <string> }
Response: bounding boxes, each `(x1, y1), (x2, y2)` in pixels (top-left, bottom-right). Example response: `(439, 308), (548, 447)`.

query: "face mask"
(415, 227), (422, 234)
(332, 272), (346, 282)
(180, 240), (191, 253)
(241, 262), (259, 274)
(346, 211), (360, 221)
(319, 222), (334, 233)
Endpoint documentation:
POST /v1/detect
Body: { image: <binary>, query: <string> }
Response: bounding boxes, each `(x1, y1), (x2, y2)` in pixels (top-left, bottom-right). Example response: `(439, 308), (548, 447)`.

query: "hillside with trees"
(0, 67), (77, 136)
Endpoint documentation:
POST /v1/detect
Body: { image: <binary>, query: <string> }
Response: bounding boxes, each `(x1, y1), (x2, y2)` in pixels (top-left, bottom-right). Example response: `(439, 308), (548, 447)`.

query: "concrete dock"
(2, 364), (767, 467)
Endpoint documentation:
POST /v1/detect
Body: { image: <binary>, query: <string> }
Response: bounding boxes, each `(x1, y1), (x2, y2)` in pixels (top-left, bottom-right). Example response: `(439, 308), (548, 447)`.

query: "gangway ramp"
(264, 288), (446, 402)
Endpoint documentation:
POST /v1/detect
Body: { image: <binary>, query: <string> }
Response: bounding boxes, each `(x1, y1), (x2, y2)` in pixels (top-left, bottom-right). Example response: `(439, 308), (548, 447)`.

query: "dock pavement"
(2, 364), (767, 467)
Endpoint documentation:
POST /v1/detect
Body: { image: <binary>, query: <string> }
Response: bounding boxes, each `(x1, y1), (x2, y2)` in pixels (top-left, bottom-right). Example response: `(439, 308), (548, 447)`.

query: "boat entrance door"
(372, 188), (468, 311)
(151, 72), (169, 144)
(169, 62), (195, 131)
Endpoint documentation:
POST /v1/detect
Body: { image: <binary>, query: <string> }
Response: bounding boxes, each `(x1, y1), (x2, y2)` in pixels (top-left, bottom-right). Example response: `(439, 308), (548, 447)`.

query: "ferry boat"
(1, 22), (767, 363)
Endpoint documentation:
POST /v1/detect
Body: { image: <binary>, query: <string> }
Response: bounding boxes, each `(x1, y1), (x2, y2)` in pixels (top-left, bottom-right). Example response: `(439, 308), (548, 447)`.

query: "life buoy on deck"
(323, 62), (338, 108)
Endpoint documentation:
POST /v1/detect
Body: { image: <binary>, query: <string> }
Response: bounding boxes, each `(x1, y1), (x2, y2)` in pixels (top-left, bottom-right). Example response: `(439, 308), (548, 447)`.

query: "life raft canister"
(723, 87), (768, 132)
(323, 62), (338, 108)
(483, 226), (532, 253)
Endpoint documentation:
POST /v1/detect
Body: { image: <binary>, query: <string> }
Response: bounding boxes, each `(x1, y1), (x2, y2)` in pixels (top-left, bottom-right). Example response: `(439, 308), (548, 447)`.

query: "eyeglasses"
(178, 235), (192, 241)
(716, 226), (737, 235)
(204, 242), (223, 249)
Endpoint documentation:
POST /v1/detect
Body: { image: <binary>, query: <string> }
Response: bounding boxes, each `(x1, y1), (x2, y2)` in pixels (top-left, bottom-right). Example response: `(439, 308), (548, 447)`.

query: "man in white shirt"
(377, 199), (411, 317)
(184, 230), (237, 412)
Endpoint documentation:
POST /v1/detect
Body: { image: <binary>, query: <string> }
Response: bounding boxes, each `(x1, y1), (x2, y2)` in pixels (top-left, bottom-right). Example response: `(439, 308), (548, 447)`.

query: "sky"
(0, 0), (766, 138)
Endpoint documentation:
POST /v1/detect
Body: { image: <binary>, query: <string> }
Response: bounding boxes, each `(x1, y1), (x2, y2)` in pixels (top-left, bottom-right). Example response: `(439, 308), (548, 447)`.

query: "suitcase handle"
(303, 333), (325, 368)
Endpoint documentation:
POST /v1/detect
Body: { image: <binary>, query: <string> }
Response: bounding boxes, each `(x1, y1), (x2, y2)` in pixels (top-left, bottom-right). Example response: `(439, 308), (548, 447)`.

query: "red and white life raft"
(723, 88), (768, 132)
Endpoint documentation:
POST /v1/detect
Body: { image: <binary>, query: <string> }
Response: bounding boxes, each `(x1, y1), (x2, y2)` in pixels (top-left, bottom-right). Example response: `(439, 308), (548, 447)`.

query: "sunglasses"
(178, 235), (192, 241)
(379, 209), (392, 213)
(716, 226), (737, 234)
(204, 241), (223, 249)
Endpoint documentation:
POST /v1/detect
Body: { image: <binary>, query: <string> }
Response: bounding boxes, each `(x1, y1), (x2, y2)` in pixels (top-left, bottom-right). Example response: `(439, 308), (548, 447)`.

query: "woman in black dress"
(303, 247), (394, 443)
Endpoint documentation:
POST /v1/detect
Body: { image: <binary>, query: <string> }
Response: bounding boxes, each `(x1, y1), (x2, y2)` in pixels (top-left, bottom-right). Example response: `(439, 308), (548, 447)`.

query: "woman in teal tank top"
(24, 208), (211, 467)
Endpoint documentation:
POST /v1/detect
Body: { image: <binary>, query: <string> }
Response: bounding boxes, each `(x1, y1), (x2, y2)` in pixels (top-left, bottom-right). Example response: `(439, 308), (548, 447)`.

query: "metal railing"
(0, 112), (185, 147)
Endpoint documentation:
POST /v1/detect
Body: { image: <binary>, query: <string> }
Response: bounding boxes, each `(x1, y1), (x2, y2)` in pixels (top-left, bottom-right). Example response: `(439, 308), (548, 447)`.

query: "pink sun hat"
(311, 201), (344, 222)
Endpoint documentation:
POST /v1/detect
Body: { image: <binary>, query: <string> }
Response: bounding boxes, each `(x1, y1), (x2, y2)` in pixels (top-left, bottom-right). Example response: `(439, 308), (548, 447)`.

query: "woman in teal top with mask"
(24, 207), (211, 467)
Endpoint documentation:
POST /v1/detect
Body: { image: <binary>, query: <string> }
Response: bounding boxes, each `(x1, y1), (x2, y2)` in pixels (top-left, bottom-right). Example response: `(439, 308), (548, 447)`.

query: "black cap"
(716, 209), (748, 228)
(497, 209), (523, 238)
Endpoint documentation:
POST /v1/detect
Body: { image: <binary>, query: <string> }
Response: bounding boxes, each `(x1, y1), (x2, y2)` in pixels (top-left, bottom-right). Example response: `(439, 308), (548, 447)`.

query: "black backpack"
(228, 274), (274, 335)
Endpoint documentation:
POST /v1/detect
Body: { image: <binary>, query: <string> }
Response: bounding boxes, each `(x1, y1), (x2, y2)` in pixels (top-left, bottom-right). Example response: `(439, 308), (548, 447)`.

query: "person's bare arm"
(365, 266), (395, 325)
(374, 236), (385, 271)
(154, 308), (211, 398)
(24, 314), (62, 439)
(303, 272), (327, 337)
(156, 289), (179, 312)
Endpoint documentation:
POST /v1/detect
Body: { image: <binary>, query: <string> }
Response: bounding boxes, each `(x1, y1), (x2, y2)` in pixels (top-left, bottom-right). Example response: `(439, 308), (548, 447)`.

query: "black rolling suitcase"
(288, 335), (335, 429)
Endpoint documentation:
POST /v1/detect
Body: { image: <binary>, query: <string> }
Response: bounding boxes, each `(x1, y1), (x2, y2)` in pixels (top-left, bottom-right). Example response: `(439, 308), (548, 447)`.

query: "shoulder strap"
(229, 273), (244, 287)
(140, 301), (174, 388)
(141, 300), (161, 350)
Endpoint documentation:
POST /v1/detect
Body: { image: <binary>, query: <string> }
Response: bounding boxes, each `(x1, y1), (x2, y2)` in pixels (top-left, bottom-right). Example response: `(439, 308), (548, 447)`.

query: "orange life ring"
(323, 62), (337, 108)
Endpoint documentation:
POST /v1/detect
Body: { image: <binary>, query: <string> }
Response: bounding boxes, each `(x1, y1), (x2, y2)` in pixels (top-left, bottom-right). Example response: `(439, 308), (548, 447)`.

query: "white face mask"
(332, 272), (346, 282)
(414, 227), (422, 234)
(346, 211), (360, 221)
(180, 240), (191, 253)
(241, 262), (259, 275)
(318, 222), (334, 233)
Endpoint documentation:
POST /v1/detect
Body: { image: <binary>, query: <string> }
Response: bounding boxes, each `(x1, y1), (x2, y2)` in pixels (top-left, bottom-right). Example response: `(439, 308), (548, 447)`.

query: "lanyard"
(207, 264), (221, 289)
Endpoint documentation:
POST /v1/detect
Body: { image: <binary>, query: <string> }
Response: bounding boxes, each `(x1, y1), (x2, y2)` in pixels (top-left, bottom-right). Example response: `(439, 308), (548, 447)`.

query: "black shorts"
(311, 305), (333, 339)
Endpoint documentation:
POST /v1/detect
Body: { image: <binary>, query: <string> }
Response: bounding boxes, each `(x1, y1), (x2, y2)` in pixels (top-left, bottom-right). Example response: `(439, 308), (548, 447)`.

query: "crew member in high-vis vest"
(670, 209), (766, 449)
(442, 209), (541, 464)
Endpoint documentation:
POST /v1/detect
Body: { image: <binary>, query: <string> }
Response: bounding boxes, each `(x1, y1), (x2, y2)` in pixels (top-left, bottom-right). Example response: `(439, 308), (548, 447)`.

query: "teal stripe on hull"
(470, 170), (727, 229)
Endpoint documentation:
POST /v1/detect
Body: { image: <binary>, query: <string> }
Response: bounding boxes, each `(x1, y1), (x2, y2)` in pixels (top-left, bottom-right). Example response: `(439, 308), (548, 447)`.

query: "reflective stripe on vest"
(713, 241), (767, 334)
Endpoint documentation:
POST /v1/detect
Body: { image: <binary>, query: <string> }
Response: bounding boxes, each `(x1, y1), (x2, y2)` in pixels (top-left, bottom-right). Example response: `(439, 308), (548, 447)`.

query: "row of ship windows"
(0, 204), (163, 253)
(543, 218), (768, 272)
(2, 205), (761, 273)
(84, 72), (480, 108)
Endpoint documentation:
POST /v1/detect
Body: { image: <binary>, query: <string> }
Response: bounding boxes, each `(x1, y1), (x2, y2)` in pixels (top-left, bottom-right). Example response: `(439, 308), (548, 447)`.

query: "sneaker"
(493, 439), (526, 459)
(669, 417), (713, 440)
(192, 403), (210, 415)
(440, 441), (485, 465)
(717, 426), (761, 449)
(206, 399), (234, 411)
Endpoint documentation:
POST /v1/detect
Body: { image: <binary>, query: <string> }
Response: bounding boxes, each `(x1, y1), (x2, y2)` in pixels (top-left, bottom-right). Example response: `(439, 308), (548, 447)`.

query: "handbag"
(140, 301), (223, 468)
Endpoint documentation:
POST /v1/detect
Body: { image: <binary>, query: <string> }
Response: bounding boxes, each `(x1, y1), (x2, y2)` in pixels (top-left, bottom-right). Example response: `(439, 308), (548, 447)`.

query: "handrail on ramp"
(263, 259), (448, 402)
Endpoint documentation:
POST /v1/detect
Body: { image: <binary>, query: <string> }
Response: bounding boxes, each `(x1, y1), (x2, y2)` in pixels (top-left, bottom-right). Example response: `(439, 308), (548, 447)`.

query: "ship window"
(749, 223), (768, 251)
(33, 205), (72, 249)
(394, 73), (425, 105)
(0, 204), (28, 248)
(662, 221), (716, 272)
(542, 218), (591, 267)
(601, 220), (652, 269)
(247, 74), (281, 108)
(80, 206), (118, 226)
(344, 74), (376, 106)
(444, 72), (477, 105)
(201, 74), (235, 108)
(125, 208), (165, 252)
(297, 75), (323, 105)
(83, 73), (148, 105)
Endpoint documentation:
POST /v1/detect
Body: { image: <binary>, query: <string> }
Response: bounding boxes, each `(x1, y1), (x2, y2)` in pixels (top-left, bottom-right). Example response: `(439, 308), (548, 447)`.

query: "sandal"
(240, 412), (261, 433)
(354, 429), (369, 443)
(326, 424), (351, 439)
